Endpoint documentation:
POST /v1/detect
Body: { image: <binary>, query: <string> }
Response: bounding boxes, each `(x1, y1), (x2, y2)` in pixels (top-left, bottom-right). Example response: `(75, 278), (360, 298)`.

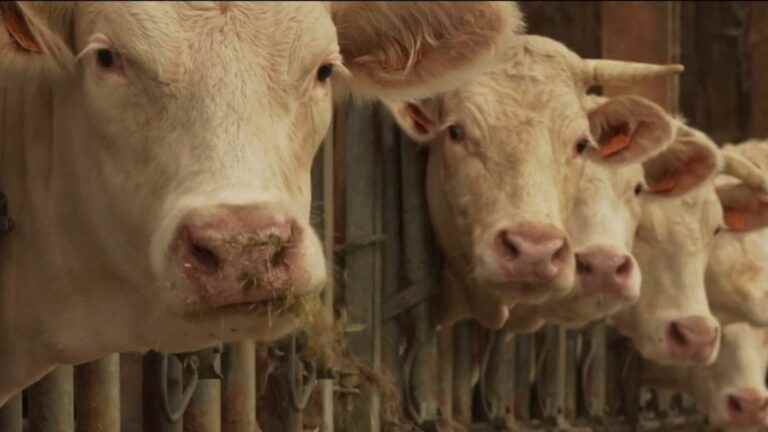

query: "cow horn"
(721, 148), (768, 192)
(582, 59), (684, 87)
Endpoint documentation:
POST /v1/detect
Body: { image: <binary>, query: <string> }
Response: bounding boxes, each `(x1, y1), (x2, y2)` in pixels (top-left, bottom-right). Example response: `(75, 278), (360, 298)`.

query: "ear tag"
(599, 134), (630, 158)
(724, 209), (747, 231)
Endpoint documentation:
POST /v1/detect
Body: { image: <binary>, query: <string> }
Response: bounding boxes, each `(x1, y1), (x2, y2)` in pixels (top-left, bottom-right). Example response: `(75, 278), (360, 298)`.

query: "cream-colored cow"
(0, 1), (526, 406)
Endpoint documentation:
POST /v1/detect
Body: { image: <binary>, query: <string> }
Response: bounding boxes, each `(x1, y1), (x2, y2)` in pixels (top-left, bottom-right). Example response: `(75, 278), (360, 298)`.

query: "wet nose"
(175, 205), (299, 307)
(575, 246), (638, 301)
(666, 315), (720, 364)
(495, 223), (572, 283)
(727, 388), (768, 426)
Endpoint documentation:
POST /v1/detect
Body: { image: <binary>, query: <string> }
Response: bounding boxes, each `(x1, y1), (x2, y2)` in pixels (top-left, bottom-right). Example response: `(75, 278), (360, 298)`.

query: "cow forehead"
(640, 185), (722, 248)
(77, 2), (336, 88)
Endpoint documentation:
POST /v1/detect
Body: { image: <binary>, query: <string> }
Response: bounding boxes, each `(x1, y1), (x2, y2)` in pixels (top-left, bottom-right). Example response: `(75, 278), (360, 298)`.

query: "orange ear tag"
(3, 5), (43, 53)
(599, 134), (630, 158)
(647, 176), (677, 194)
(724, 209), (747, 231)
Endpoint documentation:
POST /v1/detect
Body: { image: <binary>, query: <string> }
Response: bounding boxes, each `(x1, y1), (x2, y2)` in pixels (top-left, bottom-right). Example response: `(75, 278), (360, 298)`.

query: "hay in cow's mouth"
(213, 289), (323, 326)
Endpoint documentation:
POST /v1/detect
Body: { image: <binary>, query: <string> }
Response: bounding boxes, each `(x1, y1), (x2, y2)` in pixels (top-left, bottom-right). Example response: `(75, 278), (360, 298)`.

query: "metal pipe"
(222, 341), (256, 432)
(75, 354), (120, 432)
(184, 379), (221, 432)
(28, 366), (75, 432)
(143, 351), (183, 432)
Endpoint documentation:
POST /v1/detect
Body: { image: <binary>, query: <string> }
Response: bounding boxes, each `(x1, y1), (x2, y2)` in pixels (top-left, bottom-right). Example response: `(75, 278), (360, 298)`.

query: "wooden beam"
(602, 1), (681, 111)
(748, 1), (768, 136)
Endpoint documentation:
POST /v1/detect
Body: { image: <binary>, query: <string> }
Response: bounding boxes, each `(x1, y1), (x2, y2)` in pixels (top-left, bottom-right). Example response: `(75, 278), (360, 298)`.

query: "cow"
(0, 1), (527, 405)
(385, 35), (699, 333)
(611, 129), (768, 366)
(641, 322), (768, 429)
(706, 140), (768, 327)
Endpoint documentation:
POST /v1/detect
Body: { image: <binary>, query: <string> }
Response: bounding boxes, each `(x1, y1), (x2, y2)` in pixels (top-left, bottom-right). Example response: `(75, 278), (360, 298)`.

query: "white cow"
(386, 35), (693, 332)
(707, 140), (768, 327)
(641, 322), (768, 430)
(0, 1), (526, 405)
(612, 129), (768, 366)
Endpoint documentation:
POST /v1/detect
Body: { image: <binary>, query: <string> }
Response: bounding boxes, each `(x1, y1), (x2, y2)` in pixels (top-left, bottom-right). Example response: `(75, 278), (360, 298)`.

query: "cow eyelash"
(634, 183), (644, 196)
(77, 35), (125, 73)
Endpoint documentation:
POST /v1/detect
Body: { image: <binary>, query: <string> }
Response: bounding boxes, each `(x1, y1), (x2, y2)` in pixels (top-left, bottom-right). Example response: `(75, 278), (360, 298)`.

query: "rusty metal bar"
(453, 320), (476, 426)
(143, 352), (183, 432)
(184, 379), (221, 432)
(222, 341), (256, 432)
(28, 366), (74, 432)
(75, 354), (120, 432)
(399, 112), (440, 423)
(0, 392), (22, 432)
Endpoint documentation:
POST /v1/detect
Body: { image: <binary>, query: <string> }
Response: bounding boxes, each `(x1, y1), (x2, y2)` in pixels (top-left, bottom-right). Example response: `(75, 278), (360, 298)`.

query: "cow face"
(0, 1), (524, 353)
(706, 142), (768, 327)
(688, 323), (768, 428)
(611, 128), (768, 366)
(386, 36), (686, 328)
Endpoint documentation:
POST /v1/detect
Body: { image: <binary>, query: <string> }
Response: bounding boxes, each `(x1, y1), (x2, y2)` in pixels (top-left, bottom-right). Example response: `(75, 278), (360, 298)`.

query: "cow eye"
(714, 226), (723, 236)
(448, 124), (465, 141)
(634, 183), (644, 196)
(316, 64), (334, 82)
(576, 138), (590, 155)
(96, 49), (117, 69)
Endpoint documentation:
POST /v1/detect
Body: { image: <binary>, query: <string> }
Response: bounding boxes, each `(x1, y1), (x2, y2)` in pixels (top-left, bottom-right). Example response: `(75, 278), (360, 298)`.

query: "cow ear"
(382, 98), (443, 143)
(640, 124), (722, 197)
(0, 2), (75, 82)
(330, 1), (524, 101)
(716, 183), (768, 232)
(586, 95), (676, 166)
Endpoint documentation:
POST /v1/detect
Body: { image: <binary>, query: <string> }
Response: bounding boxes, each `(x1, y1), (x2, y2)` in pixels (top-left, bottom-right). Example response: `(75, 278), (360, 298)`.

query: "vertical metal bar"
(320, 92), (336, 432)
(342, 100), (382, 432)
(184, 379), (221, 432)
(586, 324), (606, 419)
(75, 354), (121, 432)
(453, 320), (475, 425)
(437, 326), (455, 424)
(222, 341), (256, 432)
(485, 328), (517, 425)
(28, 366), (74, 432)
(514, 334), (533, 422)
(120, 353), (144, 432)
(0, 393), (22, 432)
(400, 115), (440, 422)
(143, 352), (183, 432)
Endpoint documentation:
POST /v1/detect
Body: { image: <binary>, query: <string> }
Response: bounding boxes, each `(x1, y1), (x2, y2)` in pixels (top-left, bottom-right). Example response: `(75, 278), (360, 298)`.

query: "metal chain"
(160, 352), (200, 423)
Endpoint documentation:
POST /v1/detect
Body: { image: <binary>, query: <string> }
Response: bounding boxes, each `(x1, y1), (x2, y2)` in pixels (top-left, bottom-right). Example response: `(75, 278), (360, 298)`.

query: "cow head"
(535, 96), (718, 328)
(611, 128), (768, 366)
(706, 141), (768, 327)
(385, 36), (684, 329)
(0, 1), (524, 354)
(688, 323), (768, 428)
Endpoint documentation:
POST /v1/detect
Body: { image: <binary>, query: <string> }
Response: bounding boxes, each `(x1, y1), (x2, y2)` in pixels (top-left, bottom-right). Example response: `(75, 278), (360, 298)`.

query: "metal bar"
(222, 341), (256, 432)
(75, 354), (120, 432)
(0, 392), (22, 432)
(320, 87), (336, 432)
(28, 366), (74, 432)
(184, 379), (221, 432)
(453, 320), (475, 425)
(120, 353), (144, 432)
(143, 352), (183, 432)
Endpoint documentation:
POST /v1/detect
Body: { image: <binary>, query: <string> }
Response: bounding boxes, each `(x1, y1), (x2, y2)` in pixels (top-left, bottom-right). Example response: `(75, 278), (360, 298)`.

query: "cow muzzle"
(576, 245), (639, 303)
(172, 204), (317, 309)
(726, 388), (768, 427)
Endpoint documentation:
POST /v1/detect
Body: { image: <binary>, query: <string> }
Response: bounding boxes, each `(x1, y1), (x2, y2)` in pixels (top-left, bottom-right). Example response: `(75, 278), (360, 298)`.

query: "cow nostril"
(576, 257), (592, 275)
(500, 232), (520, 259)
(552, 241), (569, 265)
(729, 395), (744, 414)
(190, 242), (220, 273)
(616, 256), (632, 276)
(668, 322), (689, 348)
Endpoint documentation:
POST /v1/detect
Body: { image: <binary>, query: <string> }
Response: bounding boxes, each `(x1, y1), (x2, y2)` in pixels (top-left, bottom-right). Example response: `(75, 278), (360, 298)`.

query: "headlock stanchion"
(28, 365), (74, 432)
(222, 340), (257, 432)
(183, 345), (223, 432)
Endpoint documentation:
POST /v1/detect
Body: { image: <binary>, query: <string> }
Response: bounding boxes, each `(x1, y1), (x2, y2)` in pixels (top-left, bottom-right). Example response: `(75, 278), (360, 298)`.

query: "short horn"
(583, 59), (684, 87)
(721, 148), (768, 192)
